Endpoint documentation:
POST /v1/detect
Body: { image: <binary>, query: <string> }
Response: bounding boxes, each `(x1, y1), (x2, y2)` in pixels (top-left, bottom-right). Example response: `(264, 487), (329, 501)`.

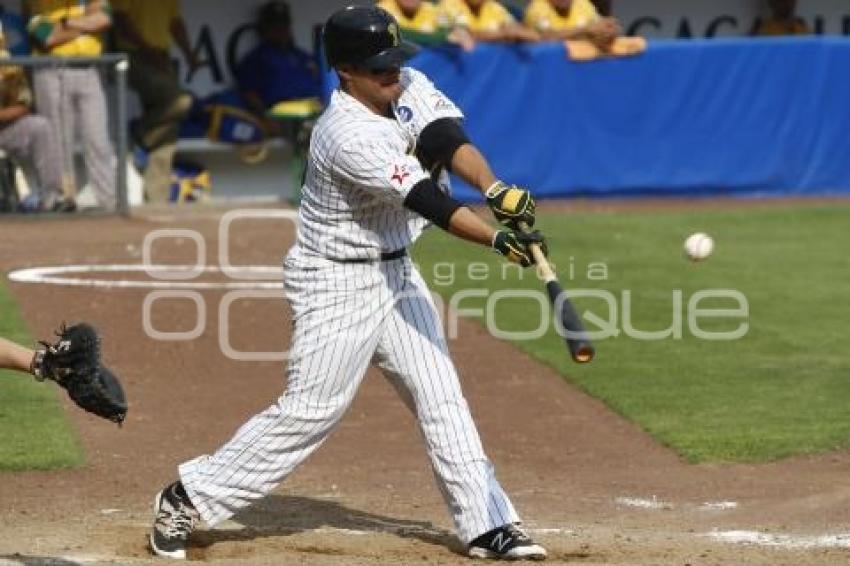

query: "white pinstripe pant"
(180, 249), (520, 543)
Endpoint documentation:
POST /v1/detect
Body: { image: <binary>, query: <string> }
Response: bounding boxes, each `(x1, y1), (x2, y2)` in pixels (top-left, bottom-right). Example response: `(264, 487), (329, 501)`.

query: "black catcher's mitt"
(31, 323), (128, 425)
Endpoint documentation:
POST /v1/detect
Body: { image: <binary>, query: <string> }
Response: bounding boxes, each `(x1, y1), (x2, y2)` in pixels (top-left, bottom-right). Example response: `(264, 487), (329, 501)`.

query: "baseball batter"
(150, 6), (547, 561)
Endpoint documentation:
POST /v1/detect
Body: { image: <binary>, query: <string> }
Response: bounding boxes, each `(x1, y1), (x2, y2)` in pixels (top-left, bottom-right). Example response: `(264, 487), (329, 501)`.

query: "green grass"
(412, 203), (850, 463)
(0, 282), (83, 471)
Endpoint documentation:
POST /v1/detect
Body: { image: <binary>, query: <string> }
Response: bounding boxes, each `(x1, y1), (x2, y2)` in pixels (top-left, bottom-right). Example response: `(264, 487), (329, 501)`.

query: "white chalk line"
(612, 497), (848, 550)
(705, 530), (850, 549)
(615, 496), (738, 512)
(615, 496), (673, 510)
(700, 501), (739, 510)
(8, 264), (285, 290)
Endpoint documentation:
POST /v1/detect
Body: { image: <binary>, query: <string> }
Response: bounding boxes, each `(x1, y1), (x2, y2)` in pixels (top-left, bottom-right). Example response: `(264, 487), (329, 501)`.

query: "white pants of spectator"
(0, 114), (63, 205)
(33, 67), (116, 209)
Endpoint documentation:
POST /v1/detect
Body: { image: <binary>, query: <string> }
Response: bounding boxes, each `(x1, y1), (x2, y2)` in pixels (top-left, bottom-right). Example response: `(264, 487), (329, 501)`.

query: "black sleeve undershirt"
(403, 178), (464, 231)
(416, 118), (470, 173)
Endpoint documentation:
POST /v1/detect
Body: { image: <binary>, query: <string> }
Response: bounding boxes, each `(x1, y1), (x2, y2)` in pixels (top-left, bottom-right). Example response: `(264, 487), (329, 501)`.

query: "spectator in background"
(377, 0), (475, 51)
(24, 0), (117, 210)
(0, 7), (31, 55)
(754, 0), (810, 36)
(111, 0), (198, 203)
(439, 0), (540, 43)
(234, 1), (321, 130)
(0, 22), (70, 212)
(524, 0), (620, 47)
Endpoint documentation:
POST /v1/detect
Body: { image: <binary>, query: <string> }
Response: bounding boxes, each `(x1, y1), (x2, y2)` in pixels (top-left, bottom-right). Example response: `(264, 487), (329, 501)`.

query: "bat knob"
(573, 346), (595, 364)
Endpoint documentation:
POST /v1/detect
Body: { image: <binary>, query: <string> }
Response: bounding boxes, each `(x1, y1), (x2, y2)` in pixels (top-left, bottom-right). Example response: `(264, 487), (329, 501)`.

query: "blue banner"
(324, 37), (850, 202)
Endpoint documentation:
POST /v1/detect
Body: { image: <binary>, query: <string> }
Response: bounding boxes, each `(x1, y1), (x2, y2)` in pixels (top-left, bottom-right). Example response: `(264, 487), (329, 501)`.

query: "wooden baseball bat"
(520, 223), (595, 364)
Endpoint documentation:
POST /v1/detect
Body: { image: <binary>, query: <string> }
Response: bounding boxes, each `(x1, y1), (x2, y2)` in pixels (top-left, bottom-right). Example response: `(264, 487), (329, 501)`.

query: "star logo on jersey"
(390, 164), (411, 186)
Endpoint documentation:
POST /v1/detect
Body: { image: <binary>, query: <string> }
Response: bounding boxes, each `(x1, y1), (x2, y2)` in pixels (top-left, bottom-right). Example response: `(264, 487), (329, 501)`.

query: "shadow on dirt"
(190, 494), (459, 553)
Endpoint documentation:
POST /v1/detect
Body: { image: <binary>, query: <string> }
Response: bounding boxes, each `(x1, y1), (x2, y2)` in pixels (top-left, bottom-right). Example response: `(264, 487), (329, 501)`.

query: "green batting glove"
(492, 229), (548, 267)
(485, 181), (536, 229)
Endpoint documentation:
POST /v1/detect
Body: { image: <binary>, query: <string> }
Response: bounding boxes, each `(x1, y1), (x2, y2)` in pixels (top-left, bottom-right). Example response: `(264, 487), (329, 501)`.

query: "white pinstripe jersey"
(296, 67), (464, 260)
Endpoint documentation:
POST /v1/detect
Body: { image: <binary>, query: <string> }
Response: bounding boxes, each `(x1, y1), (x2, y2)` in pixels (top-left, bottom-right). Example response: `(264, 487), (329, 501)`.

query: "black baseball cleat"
(467, 523), (547, 560)
(149, 481), (199, 560)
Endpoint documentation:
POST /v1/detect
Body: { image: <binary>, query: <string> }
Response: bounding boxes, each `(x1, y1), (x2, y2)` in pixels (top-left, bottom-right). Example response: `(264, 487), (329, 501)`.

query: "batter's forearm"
(0, 337), (35, 374)
(403, 179), (495, 246)
(447, 207), (497, 247)
(450, 144), (497, 195)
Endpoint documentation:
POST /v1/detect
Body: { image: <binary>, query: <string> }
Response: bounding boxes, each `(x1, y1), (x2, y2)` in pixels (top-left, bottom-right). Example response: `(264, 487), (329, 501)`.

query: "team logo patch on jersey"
(390, 164), (411, 186)
(396, 105), (413, 123)
(431, 93), (454, 112)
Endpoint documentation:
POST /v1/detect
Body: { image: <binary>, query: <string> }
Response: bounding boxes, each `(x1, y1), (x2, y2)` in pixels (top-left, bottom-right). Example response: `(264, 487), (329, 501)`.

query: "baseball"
(684, 232), (714, 261)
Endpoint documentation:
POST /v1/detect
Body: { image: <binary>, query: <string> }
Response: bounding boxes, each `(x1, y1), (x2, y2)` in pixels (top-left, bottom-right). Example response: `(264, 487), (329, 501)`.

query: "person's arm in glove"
(448, 140), (535, 229)
(482, 180), (536, 229)
(415, 118), (536, 229)
(405, 118), (545, 264)
(403, 180), (547, 268)
(0, 336), (38, 374)
(491, 229), (547, 267)
(15, 323), (129, 425)
(441, 205), (547, 267)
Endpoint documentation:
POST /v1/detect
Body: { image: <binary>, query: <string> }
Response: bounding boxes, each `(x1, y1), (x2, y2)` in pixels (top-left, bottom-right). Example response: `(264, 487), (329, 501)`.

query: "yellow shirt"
(111, 0), (179, 51)
(27, 0), (110, 57)
(755, 18), (810, 37)
(377, 1), (448, 33)
(524, 0), (599, 32)
(438, 0), (515, 32)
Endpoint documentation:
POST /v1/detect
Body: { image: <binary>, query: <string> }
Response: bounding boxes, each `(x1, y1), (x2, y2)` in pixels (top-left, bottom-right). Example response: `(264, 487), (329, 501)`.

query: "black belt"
(333, 249), (407, 264)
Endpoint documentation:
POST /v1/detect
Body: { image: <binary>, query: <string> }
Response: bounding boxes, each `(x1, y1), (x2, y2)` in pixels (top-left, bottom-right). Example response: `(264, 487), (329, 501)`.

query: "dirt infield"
(1, 205), (849, 565)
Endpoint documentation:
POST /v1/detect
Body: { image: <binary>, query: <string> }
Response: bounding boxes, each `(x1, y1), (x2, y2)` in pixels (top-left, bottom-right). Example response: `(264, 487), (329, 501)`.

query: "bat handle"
(518, 222), (556, 282)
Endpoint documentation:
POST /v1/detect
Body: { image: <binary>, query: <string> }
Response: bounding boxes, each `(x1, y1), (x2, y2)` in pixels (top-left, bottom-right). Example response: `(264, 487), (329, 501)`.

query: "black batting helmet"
(322, 5), (419, 70)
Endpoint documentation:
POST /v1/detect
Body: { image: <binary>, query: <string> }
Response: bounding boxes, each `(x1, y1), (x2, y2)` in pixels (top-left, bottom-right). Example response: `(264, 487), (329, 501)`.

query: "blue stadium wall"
(324, 37), (850, 201)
